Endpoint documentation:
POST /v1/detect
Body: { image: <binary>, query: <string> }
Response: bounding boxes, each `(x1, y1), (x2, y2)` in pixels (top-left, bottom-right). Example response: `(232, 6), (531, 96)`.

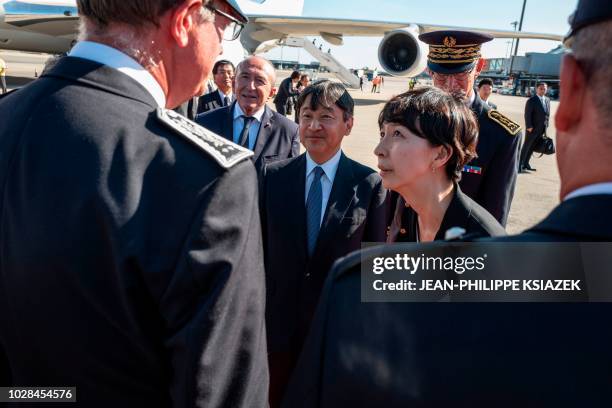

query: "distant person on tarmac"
(371, 75), (381, 93)
(0, 57), (7, 94)
(274, 70), (301, 115)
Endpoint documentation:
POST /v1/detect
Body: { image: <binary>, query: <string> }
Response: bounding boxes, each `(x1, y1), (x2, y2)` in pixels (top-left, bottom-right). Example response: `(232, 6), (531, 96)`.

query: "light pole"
(509, 0), (527, 93)
(510, 21), (518, 61)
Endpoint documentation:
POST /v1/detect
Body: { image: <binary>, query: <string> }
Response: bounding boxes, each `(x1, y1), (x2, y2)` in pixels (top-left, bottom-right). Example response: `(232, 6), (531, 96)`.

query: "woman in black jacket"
(375, 87), (505, 242)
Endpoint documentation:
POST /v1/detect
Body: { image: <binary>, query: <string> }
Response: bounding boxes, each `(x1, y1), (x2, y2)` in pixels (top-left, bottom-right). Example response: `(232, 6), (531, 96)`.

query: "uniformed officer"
(0, 1), (268, 407)
(419, 30), (522, 227)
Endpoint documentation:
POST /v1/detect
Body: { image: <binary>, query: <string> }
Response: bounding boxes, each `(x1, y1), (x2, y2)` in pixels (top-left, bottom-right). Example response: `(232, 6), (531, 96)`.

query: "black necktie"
(239, 116), (254, 148)
(224, 96), (230, 107)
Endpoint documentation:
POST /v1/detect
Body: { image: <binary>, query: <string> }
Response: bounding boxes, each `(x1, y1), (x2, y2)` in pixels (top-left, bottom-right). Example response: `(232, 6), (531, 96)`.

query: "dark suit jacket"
(0, 56), (268, 407)
(459, 94), (521, 226)
(173, 96), (198, 120)
(196, 90), (227, 114)
(261, 152), (388, 353)
(283, 195), (612, 408)
(273, 77), (299, 109)
(493, 194), (612, 242)
(196, 102), (300, 172)
(388, 185), (505, 242)
(524, 94), (550, 136)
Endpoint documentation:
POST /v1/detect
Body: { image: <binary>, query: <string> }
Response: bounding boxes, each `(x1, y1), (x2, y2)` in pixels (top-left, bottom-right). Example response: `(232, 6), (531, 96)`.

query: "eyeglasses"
(431, 68), (474, 86)
(205, 5), (244, 41)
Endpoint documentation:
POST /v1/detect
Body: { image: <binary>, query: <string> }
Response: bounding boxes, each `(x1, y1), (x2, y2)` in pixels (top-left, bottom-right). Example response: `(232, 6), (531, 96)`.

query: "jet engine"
(378, 26), (428, 77)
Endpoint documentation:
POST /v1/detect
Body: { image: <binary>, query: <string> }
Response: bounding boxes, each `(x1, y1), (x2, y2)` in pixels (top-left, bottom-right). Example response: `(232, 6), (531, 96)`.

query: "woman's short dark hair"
(290, 71), (301, 80)
(378, 86), (478, 182)
(296, 80), (354, 121)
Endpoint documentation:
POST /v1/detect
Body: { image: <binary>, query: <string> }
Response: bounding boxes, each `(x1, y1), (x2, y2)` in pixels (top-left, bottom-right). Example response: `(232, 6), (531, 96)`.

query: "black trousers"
(275, 102), (287, 115)
(520, 129), (544, 168)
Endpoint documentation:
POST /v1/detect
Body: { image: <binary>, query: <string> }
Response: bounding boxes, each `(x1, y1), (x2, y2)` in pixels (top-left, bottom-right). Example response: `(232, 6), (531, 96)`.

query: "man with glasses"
(419, 31), (522, 227)
(197, 59), (236, 114)
(0, 1), (269, 407)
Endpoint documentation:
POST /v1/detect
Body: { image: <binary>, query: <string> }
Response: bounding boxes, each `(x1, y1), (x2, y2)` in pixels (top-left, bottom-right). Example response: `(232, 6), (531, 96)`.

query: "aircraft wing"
(248, 15), (563, 44)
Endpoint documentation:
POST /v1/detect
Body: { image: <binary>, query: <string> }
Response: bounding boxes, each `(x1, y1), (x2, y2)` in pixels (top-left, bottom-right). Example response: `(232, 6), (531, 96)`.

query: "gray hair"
(77, 3), (214, 70)
(571, 20), (612, 130)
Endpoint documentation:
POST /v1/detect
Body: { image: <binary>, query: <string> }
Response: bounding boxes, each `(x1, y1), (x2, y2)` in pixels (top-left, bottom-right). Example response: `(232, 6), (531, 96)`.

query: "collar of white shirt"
(233, 103), (265, 122)
(306, 149), (342, 184)
(467, 90), (476, 107)
(68, 41), (166, 108)
(218, 90), (233, 102)
(564, 182), (612, 201)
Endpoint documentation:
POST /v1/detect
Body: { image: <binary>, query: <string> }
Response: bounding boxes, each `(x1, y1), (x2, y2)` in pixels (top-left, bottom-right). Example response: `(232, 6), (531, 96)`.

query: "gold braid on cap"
(428, 45), (482, 64)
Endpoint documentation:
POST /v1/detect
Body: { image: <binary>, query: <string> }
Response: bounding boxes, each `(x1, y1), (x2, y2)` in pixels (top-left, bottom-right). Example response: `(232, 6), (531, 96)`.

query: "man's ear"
(168, 0), (201, 48)
(344, 116), (354, 136)
(556, 54), (586, 132)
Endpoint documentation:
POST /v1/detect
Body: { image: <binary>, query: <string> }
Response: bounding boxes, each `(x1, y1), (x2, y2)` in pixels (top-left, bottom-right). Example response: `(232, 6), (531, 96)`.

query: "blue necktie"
(238, 116), (254, 148)
(306, 166), (324, 256)
(224, 96), (230, 107)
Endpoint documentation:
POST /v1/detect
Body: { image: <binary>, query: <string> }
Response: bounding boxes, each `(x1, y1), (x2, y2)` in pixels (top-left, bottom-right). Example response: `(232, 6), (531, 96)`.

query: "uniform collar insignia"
(156, 108), (253, 169)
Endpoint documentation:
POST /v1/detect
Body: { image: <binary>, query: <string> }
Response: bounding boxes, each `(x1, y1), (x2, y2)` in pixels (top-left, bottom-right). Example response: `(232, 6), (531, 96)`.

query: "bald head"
(234, 56), (277, 116)
(236, 56), (276, 84)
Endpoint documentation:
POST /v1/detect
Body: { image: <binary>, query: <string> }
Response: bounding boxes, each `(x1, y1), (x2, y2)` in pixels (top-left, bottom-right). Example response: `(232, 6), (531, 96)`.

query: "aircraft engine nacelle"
(378, 26), (428, 77)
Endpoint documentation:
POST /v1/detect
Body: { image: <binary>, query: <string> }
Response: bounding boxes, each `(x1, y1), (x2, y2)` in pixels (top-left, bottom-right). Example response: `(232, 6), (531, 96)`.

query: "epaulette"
(156, 108), (252, 169)
(487, 110), (522, 136)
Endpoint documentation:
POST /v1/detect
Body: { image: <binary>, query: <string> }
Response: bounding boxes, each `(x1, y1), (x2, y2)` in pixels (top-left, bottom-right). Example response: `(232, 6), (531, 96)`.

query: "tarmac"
(0, 52), (560, 234)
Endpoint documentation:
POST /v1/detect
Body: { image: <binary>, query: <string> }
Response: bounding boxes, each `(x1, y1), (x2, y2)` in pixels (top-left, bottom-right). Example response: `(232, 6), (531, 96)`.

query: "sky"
(260, 0), (577, 70)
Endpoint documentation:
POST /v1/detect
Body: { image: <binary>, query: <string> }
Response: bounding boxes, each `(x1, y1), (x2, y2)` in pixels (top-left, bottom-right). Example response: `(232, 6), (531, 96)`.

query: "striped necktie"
(238, 116), (254, 148)
(306, 166), (324, 256)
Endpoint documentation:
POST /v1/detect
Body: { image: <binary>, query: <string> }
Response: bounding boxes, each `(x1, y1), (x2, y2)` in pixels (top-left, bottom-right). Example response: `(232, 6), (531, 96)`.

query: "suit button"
(305, 273), (311, 278)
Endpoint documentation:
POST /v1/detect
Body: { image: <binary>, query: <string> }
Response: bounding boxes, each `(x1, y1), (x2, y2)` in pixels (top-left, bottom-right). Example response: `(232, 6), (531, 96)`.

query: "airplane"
(0, 0), (564, 88)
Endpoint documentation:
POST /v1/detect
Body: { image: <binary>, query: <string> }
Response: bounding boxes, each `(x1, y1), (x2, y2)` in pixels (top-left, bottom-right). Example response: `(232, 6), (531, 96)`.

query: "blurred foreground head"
(556, 0), (612, 199)
(75, 0), (247, 108)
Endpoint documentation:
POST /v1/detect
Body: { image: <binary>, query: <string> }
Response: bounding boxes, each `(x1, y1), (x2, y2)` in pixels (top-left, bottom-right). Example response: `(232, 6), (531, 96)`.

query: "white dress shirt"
(68, 41), (166, 108)
(232, 104), (264, 150)
(564, 182), (612, 201)
(218, 90), (233, 106)
(539, 95), (548, 111)
(305, 149), (342, 226)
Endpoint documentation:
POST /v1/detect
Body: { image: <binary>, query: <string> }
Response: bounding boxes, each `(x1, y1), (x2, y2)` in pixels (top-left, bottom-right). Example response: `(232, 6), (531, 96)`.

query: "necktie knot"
(224, 96), (230, 106)
(312, 166), (324, 181)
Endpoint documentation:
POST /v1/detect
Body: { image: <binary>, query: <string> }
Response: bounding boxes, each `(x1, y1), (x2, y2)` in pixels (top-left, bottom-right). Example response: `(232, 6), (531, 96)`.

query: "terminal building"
(480, 45), (566, 98)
